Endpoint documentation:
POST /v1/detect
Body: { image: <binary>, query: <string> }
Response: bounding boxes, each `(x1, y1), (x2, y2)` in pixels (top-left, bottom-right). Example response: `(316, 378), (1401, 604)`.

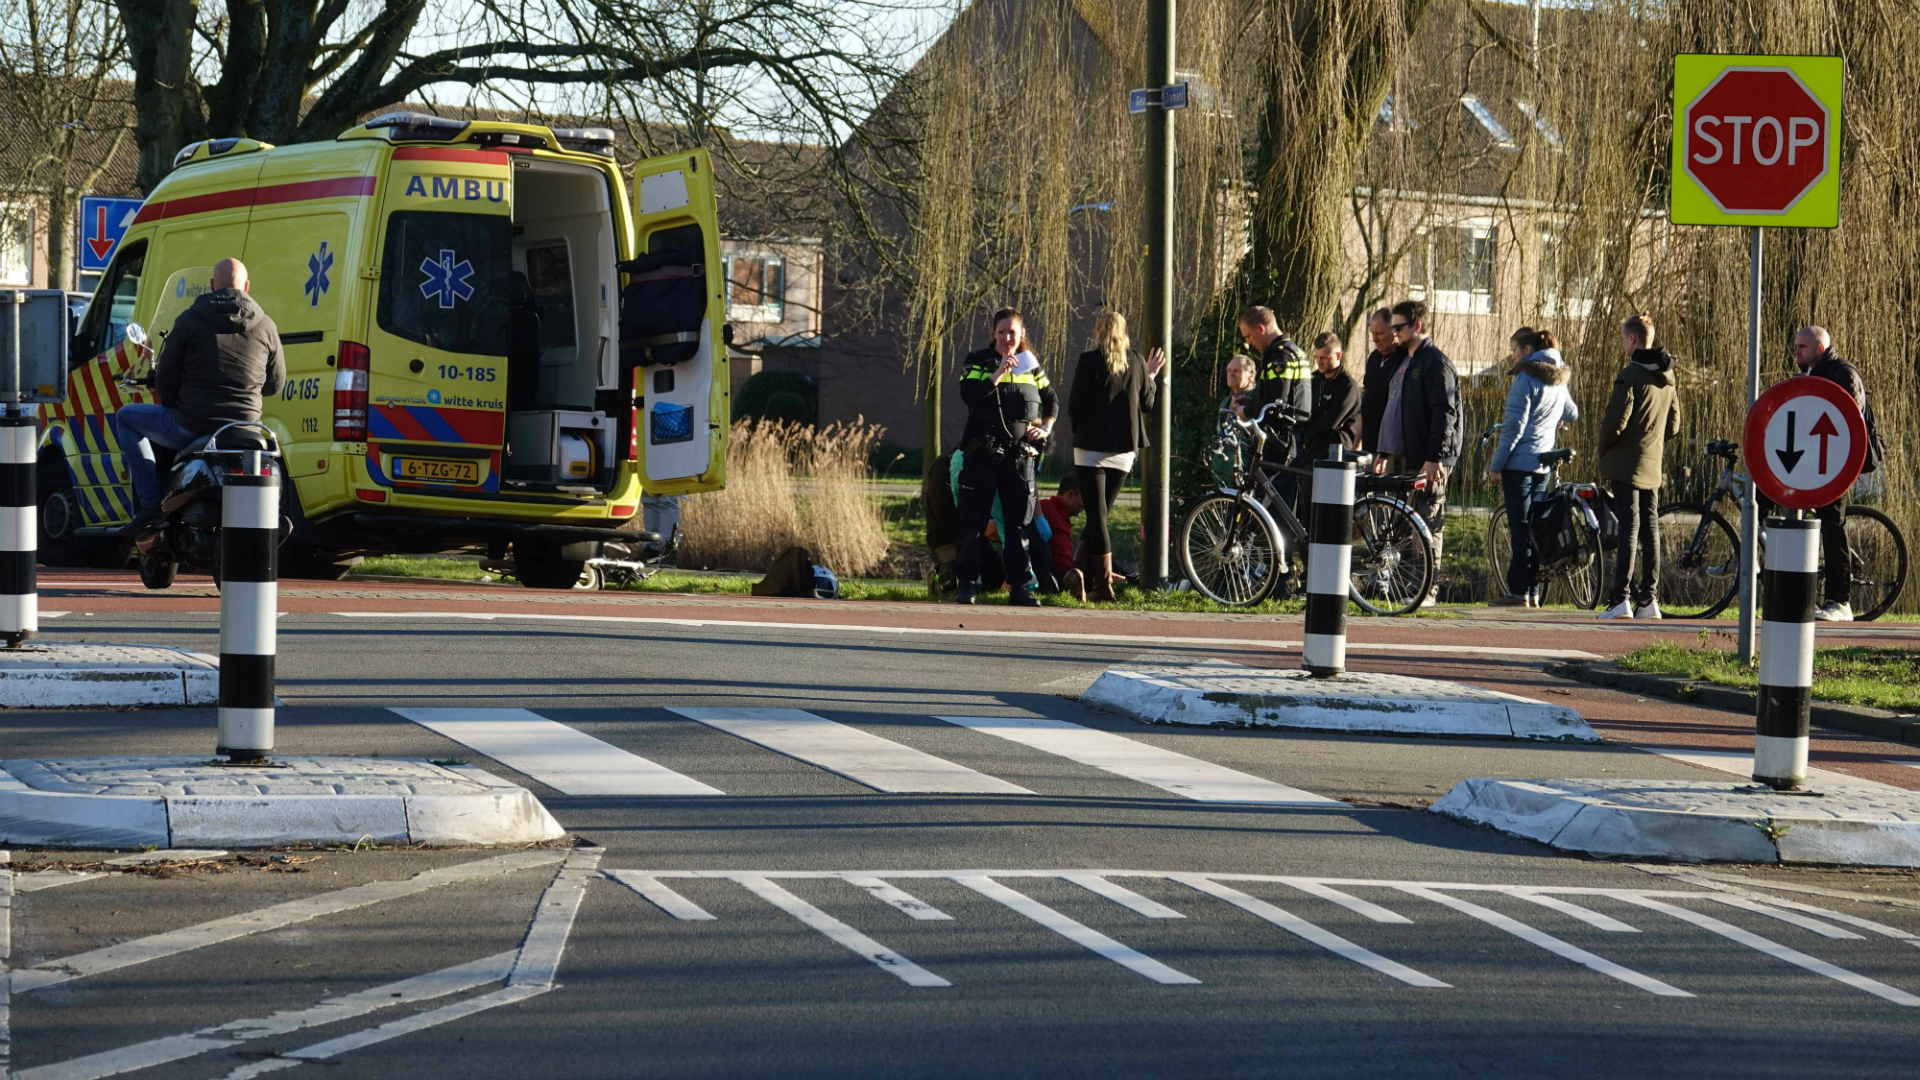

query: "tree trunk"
(119, 0), (202, 192)
(1248, 0), (1429, 338)
(45, 185), (73, 291)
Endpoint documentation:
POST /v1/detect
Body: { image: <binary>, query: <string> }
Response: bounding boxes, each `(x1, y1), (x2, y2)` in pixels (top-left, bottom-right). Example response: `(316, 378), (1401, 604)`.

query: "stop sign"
(1684, 68), (1830, 214)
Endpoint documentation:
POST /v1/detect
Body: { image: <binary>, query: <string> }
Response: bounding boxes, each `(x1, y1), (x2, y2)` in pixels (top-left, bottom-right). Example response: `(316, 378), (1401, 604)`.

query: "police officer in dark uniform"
(954, 307), (1057, 606)
(1237, 304), (1312, 502)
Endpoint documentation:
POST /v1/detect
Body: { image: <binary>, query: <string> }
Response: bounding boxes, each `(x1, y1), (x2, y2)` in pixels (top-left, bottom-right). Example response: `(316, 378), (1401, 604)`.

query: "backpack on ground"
(753, 546), (816, 597)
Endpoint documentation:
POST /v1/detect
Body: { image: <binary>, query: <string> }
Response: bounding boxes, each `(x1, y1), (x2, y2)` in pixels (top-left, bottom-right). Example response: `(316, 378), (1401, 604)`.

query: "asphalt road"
(8, 602), (1920, 1079)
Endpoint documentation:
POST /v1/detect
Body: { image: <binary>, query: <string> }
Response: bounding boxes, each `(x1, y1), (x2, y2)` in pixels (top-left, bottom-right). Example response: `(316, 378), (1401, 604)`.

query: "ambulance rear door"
(360, 147), (515, 496)
(630, 149), (726, 493)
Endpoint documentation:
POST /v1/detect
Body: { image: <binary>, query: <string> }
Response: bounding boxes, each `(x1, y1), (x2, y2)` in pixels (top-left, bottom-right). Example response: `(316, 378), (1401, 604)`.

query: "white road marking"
(1174, 876), (1447, 988)
(393, 707), (723, 796)
(844, 876), (952, 920)
(1643, 748), (1909, 792)
(9, 850), (563, 994)
(935, 714), (1338, 805)
(1619, 895), (1920, 1006)
(214, 848), (607, 1077)
(952, 875), (1200, 985)
(1706, 895), (1862, 939)
(732, 874), (950, 987)
(330, 610), (1605, 660)
(509, 848), (603, 989)
(1508, 891), (1640, 932)
(1398, 885), (1692, 997)
(605, 870), (718, 920)
(670, 707), (1032, 795)
(15, 952), (517, 1080)
(1281, 880), (1413, 924)
(1633, 863), (1920, 920)
(1062, 873), (1185, 919)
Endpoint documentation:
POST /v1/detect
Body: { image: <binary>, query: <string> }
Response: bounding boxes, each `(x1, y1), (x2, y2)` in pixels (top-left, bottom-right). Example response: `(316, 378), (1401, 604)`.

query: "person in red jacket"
(1037, 475), (1086, 600)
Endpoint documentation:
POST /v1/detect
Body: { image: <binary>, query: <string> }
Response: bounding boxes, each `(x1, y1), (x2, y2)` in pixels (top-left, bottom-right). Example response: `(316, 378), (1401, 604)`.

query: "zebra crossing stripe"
(935, 715), (1338, 805)
(1174, 876), (1448, 988)
(731, 875), (952, 988)
(952, 875), (1201, 985)
(1281, 879), (1413, 924)
(1062, 873), (1185, 919)
(605, 871), (717, 920)
(669, 708), (1033, 795)
(1705, 895), (1862, 940)
(392, 708), (724, 796)
(1398, 886), (1692, 997)
(1509, 891), (1641, 933)
(844, 876), (953, 920)
(1618, 895), (1920, 1006)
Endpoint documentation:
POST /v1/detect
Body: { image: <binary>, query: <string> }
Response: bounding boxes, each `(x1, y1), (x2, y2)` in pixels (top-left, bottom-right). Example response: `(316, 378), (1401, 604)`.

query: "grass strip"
(1616, 640), (1920, 712)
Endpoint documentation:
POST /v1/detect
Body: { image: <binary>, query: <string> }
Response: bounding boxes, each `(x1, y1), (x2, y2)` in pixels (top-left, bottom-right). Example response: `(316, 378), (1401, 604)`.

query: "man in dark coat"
(1375, 300), (1461, 604)
(1301, 332), (1363, 461)
(1358, 308), (1399, 453)
(116, 258), (285, 533)
(1785, 326), (1875, 621)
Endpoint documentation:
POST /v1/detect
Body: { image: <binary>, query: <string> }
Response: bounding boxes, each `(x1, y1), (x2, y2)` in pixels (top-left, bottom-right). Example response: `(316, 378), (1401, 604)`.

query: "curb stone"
(1551, 660), (1920, 747)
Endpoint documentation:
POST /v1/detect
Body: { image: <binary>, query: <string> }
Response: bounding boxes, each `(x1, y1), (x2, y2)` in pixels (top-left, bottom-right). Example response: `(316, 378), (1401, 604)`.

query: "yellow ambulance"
(47, 113), (727, 587)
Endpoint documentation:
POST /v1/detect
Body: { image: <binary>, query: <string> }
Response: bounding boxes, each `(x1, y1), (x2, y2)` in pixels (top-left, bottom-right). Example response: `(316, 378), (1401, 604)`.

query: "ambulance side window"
(377, 210), (511, 356)
(71, 240), (146, 365)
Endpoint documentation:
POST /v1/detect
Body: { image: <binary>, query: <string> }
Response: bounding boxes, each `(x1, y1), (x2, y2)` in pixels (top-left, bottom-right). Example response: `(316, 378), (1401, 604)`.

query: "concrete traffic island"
(1433, 776), (1920, 867)
(0, 754), (565, 849)
(1083, 661), (1600, 742)
(0, 643), (221, 708)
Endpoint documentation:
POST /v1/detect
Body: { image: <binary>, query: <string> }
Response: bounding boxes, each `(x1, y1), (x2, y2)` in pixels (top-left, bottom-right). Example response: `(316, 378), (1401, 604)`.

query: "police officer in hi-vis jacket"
(953, 307), (1058, 606)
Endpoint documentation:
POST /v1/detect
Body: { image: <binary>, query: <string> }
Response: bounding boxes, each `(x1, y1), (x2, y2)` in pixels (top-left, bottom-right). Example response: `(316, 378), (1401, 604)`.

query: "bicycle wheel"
(1655, 502), (1738, 619)
(1560, 513), (1606, 610)
(1486, 507), (1514, 600)
(1349, 494), (1435, 616)
(1836, 505), (1909, 621)
(1177, 493), (1282, 608)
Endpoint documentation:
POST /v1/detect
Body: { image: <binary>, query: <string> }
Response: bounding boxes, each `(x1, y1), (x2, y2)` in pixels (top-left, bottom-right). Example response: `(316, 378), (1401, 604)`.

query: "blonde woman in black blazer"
(1067, 310), (1164, 602)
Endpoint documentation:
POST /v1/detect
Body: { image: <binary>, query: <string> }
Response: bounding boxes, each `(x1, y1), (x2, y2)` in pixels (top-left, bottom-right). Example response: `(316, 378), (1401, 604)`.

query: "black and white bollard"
(1753, 515), (1818, 790)
(218, 452), (278, 762)
(1303, 458), (1356, 677)
(0, 412), (35, 647)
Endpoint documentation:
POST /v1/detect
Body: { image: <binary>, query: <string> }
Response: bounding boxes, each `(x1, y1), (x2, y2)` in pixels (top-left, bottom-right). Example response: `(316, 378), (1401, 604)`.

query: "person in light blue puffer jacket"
(1488, 328), (1579, 606)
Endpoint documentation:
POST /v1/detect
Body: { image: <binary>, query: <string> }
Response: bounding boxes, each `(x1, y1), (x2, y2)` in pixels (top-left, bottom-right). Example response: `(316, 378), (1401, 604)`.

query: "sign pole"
(1736, 225), (1763, 664)
(1140, 0), (1175, 590)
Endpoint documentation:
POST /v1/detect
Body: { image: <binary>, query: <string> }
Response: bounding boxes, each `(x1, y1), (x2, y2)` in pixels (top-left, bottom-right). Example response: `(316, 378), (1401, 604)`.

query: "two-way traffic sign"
(78, 195), (143, 273)
(1742, 375), (1867, 509)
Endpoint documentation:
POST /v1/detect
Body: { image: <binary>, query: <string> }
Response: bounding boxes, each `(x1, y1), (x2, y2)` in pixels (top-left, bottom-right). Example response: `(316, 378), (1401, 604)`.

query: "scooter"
(116, 324), (287, 590)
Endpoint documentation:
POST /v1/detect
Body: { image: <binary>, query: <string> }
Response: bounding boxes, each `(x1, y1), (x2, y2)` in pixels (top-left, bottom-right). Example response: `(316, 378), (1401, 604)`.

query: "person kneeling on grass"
(1037, 475), (1087, 601)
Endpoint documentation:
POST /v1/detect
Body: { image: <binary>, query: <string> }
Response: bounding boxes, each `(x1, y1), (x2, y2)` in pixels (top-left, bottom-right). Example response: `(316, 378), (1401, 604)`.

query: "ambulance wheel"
(38, 468), (130, 569)
(513, 541), (588, 590)
(138, 552), (177, 590)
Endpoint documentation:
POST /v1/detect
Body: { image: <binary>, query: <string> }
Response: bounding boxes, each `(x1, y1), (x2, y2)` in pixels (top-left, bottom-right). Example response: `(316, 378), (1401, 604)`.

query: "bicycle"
(1657, 439), (1908, 621)
(1480, 424), (1610, 609)
(1177, 402), (1436, 614)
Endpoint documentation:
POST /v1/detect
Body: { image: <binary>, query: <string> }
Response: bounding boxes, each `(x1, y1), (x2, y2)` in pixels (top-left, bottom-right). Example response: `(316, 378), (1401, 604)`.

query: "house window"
(724, 254), (785, 322)
(0, 208), (30, 285)
(1460, 93), (1516, 149)
(1409, 223), (1496, 316)
(1539, 225), (1601, 319)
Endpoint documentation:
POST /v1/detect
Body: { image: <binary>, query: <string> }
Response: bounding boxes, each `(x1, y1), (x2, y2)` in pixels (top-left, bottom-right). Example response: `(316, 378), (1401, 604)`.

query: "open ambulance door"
(628, 149), (726, 495)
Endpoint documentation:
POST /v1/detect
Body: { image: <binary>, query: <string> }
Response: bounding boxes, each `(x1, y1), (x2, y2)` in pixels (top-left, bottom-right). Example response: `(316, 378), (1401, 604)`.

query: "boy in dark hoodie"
(1596, 314), (1680, 619)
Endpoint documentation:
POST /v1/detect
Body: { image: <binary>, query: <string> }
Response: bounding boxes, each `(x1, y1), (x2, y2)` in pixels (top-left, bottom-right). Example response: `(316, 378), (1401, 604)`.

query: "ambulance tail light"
(334, 341), (371, 440)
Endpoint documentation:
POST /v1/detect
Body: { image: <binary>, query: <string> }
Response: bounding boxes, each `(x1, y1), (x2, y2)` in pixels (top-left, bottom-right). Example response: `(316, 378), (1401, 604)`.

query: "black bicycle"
(1479, 424), (1610, 609)
(1657, 439), (1908, 621)
(1176, 402), (1436, 613)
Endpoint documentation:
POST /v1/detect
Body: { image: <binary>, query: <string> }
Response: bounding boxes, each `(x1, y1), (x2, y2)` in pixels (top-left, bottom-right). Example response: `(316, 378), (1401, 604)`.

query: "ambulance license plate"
(394, 457), (479, 485)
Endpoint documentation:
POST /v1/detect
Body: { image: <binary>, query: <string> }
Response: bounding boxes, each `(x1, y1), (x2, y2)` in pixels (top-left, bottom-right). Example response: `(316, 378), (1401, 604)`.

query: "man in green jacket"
(1596, 314), (1681, 620)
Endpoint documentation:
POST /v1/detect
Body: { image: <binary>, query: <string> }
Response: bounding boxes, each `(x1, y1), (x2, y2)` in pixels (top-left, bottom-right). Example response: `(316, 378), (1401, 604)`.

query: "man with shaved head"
(1771, 325), (1881, 620)
(116, 257), (285, 534)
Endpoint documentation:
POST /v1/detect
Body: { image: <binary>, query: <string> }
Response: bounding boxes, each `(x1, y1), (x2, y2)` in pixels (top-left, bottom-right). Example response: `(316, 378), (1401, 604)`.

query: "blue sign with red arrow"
(78, 195), (143, 273)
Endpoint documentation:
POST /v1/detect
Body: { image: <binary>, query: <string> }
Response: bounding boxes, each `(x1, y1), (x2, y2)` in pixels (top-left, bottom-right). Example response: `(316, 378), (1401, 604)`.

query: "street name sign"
(1742, 375), (1866, 510)
(1671, 54), (1843, 228)
(78, 195), (144, 272)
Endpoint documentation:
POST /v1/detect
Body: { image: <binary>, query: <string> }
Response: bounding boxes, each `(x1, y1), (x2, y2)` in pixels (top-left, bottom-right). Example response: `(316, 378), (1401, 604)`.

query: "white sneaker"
(1634, 601), (1662, 620)
(1813, 601), (1854, 622)
(1598, 601), (1633, 620)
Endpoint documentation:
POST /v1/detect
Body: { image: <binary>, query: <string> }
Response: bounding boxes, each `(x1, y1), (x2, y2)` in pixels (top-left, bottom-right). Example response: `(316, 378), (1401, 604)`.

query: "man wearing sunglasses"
(1372, 300), (1462, 605)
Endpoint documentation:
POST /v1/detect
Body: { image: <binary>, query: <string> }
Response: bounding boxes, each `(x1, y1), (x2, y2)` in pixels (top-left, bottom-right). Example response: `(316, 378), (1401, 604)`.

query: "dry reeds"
(678, 419), (891, 576)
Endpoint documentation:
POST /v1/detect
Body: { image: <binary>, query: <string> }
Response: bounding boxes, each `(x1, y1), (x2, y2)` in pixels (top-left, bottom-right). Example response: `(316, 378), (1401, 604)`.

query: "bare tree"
(0, 0), (129, 289)
(112, 0), (917, 192)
